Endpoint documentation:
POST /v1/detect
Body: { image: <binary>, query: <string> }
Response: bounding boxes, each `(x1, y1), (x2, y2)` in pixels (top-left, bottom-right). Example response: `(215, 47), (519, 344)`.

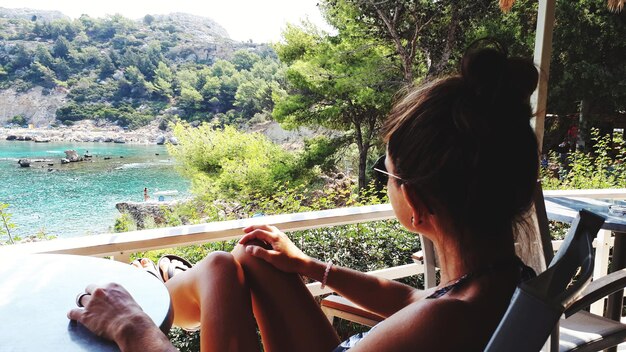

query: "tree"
(321, 0), (500, 84)
(124, 66), (148, 98)
(274, 23), (398, 190)
(231, 49), (260, 71)
(547, 0), (626, 150)
(35, 45), (55, 68)
(30, 61), (57, 88)
(99, 53), (116, 79)
(179, 85), (203, 110)
(53, 36), (71, 58)
(149, 61), (174, 98)
(235, 59), (285, 117)
(143, 14), (155, 26)
(8, 44), (32, 71)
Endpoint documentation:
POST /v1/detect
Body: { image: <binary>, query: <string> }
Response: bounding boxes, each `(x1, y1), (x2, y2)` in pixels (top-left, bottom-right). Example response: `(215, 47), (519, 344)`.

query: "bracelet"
(320, 260), (333, 289)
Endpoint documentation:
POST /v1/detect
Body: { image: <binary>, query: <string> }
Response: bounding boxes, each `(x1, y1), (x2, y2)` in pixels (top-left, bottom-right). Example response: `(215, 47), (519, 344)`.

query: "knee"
(198, 251), (240, 276)
(232, 240), (271, 270)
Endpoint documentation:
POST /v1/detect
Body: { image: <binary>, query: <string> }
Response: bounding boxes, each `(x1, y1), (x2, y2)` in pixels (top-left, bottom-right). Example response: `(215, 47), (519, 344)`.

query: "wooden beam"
(530, 0), (556, 152)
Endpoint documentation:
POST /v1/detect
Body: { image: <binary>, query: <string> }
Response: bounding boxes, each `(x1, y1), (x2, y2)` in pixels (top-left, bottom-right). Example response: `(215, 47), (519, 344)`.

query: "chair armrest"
(564, 268), (626, 317)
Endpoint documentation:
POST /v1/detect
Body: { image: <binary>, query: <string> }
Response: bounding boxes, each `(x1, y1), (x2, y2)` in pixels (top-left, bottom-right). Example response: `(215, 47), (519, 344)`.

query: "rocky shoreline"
(0, 120), (176, 145)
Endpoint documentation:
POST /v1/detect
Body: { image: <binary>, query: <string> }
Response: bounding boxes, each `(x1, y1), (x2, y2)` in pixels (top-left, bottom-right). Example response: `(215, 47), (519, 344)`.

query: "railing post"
(419, 235), (437, 289)
(590, 229), (612, 315)
(112, 251), (131, 263)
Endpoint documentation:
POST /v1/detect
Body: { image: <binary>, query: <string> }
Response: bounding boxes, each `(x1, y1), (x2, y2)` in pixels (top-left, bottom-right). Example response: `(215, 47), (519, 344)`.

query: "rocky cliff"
(0, 87), (67, 126)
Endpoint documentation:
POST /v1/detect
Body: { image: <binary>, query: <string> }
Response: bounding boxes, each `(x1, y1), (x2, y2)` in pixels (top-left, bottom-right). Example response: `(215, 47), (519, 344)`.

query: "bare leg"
(164, 252), (261, 352)
(232, 243), (340, 352)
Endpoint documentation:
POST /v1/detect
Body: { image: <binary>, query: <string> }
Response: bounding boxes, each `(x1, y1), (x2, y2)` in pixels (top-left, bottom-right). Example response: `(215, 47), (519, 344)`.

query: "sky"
(0, 0), (333, 43)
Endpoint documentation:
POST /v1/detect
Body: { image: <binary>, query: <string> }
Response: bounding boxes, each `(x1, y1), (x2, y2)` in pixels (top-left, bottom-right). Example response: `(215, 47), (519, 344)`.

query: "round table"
(0, 254), (172, 351)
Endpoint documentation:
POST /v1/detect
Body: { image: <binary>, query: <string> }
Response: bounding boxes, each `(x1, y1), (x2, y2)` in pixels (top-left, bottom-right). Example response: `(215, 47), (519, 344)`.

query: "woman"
(68, 41), (540, 351)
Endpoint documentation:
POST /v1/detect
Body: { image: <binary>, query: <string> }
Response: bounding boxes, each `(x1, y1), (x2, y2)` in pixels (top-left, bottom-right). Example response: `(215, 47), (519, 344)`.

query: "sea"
(0, 141), (190, 239)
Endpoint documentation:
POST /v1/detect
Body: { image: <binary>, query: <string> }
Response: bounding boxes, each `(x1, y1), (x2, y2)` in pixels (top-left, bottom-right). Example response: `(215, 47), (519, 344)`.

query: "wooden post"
(530, 0), (556, 152)
(517, 0), (557, 282)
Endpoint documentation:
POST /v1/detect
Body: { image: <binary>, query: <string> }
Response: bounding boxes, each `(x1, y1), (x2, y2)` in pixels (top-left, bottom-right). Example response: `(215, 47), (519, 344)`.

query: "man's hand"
(67, 283), (161, 350)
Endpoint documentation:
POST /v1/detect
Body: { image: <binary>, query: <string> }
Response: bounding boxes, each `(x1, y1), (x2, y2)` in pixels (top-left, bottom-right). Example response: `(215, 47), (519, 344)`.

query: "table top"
(0, 254), (172, 352)
(545, 196), (626, 232)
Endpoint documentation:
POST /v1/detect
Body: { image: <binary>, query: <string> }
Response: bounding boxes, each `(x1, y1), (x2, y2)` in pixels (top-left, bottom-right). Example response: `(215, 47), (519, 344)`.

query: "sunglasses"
(372, 155), (435, 214)
(373, 155), (405, 187)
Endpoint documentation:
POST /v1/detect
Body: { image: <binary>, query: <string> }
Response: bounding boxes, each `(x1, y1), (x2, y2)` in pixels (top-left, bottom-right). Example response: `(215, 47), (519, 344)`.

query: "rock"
(104, 157), (111, 160)
(64, 150), (80, 162)
(155, 135), (166, 145)
(33, 137), (50, 143)
(114, 137), (126, 144)
(23, 135), (32, 141)
(47, 163), (54, 166)
(115, 201), (180, 229)
(103, 137), (113, 143)
(168, 136), (179, 145)
(17, 159), (31, 167)
(6, 135), (17, 141)
(61, 158), (70, 164)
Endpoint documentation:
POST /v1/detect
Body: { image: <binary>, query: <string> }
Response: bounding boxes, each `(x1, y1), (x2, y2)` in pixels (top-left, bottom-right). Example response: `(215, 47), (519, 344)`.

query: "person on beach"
(68, 41), (540, 352)
(143, 187), (149, 202)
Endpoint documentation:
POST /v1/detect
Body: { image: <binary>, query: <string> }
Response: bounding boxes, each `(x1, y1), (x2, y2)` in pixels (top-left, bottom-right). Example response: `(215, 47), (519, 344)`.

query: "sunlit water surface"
(0, 141), (190, 239)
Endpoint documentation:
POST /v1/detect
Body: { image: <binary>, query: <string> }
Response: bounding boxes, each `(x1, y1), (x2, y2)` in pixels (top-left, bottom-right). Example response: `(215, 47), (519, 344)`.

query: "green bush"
(167, 123), (317, 201)
(541, 128), (626, 190)
(540, 128), (626, 239)
(113, 213), (136, 233)
(10, 114), (26, 125)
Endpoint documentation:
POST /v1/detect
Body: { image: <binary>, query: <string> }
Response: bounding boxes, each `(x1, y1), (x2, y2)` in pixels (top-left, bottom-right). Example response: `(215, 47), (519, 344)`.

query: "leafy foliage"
(0, 203), (16, 244)
(541, 128), (626, 190)
(0, 14), (283, 128)
(167, 123), (317, 201)
(274, 22), (397, 190)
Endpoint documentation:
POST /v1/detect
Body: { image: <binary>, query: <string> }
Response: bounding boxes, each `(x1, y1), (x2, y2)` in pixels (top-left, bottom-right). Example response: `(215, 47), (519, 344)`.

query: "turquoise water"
(0, 141), (190, 239)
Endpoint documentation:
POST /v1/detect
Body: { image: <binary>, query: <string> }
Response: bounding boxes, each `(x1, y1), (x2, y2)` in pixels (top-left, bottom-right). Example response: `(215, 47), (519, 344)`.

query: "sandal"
(158, 254), (193, 282)
(130, 258), (163, 283)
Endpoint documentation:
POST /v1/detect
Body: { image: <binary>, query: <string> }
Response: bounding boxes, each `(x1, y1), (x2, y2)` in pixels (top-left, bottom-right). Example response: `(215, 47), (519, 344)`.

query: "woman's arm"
(240, 225), (428, 317)
(302, 256), (429, 317)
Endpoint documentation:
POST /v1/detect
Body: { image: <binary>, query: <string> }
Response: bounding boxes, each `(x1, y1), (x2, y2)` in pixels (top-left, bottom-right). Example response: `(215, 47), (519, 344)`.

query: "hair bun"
(461, 39), (538, 107)
(505, 57), (539, 100)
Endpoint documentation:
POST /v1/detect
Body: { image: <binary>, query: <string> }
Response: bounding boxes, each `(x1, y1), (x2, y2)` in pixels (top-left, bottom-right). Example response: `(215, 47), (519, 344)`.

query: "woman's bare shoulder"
(350, 298), (486, 352)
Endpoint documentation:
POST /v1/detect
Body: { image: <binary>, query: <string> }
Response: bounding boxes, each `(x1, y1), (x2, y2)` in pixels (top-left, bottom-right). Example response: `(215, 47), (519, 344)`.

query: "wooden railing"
(2, 189), (625, 298)
(0, 204), (421, 296)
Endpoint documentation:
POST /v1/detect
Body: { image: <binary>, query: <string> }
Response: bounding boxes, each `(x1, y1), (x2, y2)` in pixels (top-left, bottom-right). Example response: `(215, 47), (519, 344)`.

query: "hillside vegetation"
(0, 8), (283, 128)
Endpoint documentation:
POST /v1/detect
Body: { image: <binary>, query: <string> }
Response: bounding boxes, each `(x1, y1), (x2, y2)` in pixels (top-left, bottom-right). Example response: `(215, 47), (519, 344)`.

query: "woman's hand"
(239, 224), (310, 274)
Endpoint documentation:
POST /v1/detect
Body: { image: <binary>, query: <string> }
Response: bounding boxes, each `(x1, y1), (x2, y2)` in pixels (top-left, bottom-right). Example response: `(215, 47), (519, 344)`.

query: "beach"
(0, 120), (174, 145)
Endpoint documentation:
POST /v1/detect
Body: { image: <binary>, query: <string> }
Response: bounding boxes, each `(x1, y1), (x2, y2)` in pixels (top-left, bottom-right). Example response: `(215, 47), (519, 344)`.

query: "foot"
(130, 258), (163, 282)
(158, 255), (193, 282)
